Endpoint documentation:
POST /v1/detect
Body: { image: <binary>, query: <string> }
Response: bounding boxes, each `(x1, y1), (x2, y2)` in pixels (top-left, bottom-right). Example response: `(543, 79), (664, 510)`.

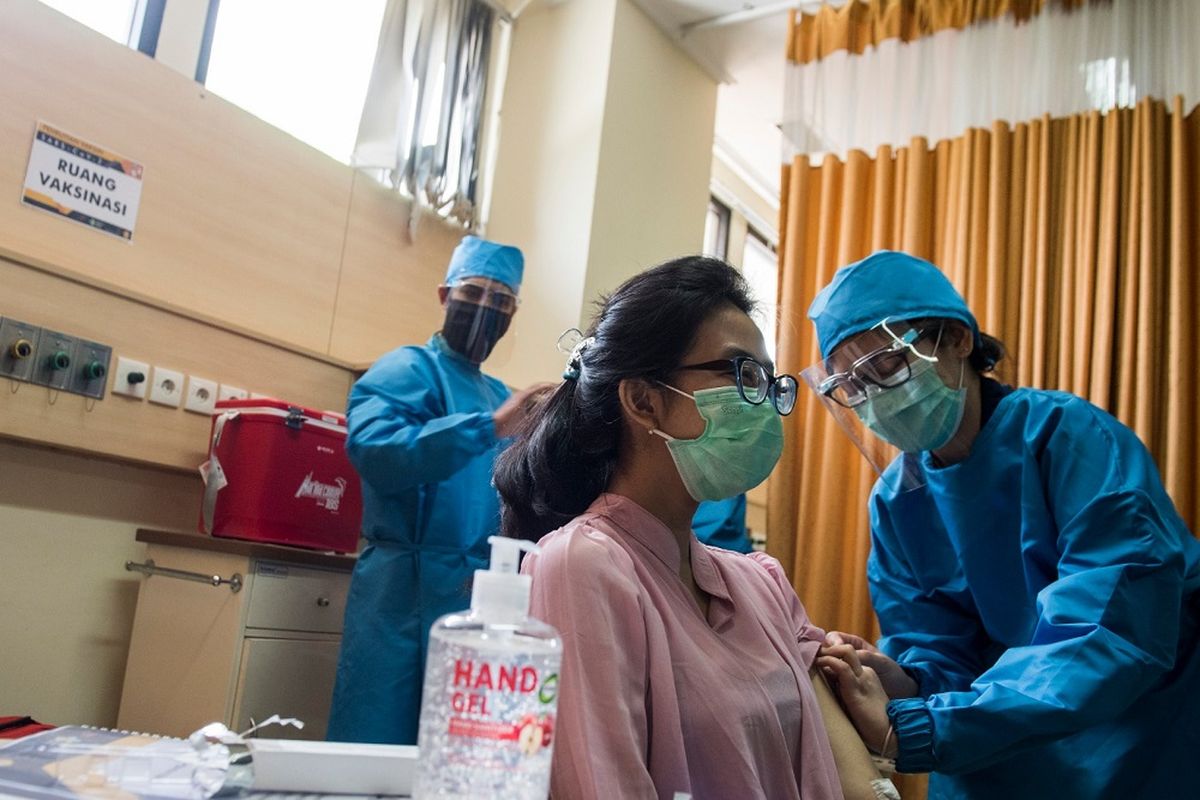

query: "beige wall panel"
(0, 257), (353, 470)
(328, 173), (462, 363)
(0, 504), (149, 727)
(0, 440), (197, 728)
(0, 1), (350, 352)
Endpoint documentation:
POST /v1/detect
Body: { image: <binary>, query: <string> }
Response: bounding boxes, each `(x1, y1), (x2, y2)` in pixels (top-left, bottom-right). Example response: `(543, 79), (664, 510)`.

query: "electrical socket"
(112, 356), (150, 399)
(217, 384), (249, 403)
(184, 376), (218, 415)
(30, 328), (77, 390)
(148, 366), (184, 407)
(0, 317), (41, 382)
(69, 339), (112, 400)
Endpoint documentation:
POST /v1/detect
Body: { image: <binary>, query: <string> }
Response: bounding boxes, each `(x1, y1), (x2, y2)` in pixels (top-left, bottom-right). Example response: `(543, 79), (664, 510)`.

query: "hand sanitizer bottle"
(414, 537), (562, 800)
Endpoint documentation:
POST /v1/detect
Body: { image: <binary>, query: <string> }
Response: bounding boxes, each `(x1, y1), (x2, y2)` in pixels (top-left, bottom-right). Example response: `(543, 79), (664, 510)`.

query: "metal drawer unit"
(245, 561), (349, 634)
(119, 531), (356, 741)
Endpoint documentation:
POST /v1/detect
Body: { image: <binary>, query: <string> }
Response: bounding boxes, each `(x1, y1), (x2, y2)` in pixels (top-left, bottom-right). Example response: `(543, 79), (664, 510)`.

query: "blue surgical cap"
(807, 250), (980, 359)
(444, 235), (524, 292)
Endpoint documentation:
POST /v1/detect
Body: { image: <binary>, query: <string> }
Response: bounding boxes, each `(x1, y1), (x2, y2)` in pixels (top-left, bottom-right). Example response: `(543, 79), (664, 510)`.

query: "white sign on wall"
(21, 121), (144, 241)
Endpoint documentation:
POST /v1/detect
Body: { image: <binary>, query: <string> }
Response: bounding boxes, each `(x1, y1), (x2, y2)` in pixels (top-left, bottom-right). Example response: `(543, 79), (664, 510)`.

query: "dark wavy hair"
(494, 256), (756, 541)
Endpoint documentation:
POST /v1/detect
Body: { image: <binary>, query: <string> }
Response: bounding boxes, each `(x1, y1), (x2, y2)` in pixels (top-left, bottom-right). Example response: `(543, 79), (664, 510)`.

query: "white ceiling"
(628, 1), (845, 213)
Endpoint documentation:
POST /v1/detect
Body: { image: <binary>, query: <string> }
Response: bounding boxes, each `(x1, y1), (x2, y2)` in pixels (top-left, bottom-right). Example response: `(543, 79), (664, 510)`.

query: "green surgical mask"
(855, 358), (966, 453)
(651, 385), (784, 502)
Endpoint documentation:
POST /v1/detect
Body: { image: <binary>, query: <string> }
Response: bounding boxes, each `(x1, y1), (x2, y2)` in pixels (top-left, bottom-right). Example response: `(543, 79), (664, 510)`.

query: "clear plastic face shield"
(800, 318), (947, 492)
(439, 278), (520, 366)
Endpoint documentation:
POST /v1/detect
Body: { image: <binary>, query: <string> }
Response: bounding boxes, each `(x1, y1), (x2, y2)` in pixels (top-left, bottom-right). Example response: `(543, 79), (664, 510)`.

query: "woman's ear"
(618, 377), (664, 432)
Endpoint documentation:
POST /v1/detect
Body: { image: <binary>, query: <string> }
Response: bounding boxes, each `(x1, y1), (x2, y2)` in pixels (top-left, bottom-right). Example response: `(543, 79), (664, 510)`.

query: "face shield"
(440, 278), (519, 365)
(800, 318), (949, 492)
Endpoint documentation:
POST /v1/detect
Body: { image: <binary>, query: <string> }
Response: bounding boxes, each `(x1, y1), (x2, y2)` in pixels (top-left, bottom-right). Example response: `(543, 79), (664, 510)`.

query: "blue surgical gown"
(328, 334), (510, 744)
(692, 495), (752, 553)
(870, 388), (1200, 799)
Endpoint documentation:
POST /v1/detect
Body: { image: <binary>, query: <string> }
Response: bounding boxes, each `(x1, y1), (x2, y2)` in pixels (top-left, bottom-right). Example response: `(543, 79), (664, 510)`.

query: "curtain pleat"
(787, 0), (1094, 65)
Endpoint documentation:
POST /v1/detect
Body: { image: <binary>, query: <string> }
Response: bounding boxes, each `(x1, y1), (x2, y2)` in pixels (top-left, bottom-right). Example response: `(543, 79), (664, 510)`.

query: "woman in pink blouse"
(493, 258), (893, 800)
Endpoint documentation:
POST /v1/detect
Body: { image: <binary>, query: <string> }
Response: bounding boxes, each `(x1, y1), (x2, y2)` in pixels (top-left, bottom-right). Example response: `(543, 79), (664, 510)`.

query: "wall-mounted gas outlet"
(69, 339), (112, 400)
(0, 317), (41, 382)
(112, 356), (150, 399)
(148, 366), (184, 407)
(184, 376), (218, 415)
(217, 384), (249, 403)
(30, 329), (77, 390)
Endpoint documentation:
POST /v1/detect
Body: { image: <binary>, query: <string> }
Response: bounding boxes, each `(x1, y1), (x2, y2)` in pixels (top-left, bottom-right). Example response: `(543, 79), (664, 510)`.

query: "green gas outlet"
(30, 328), (77, 390)
(69, 339), (113, 399)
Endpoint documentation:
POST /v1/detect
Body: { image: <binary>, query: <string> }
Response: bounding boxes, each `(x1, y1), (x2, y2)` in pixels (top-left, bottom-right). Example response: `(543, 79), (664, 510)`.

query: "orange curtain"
(770, 95), (1199, 795)
(787, 0), (1093, 65)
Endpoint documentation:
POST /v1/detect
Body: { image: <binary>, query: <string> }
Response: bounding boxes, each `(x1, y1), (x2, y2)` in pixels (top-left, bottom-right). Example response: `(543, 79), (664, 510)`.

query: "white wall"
(582, 0), (716, 306)
(487, 0), (717, 388)
(485, 0), (618, 389)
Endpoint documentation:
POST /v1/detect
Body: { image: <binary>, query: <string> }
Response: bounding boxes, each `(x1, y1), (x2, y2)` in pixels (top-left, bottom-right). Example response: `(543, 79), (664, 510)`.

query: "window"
(37, 0), (138, 45)
(741, 230), (778, 361)
(703, 197), (731, 260)
(201, 0), (387, 164)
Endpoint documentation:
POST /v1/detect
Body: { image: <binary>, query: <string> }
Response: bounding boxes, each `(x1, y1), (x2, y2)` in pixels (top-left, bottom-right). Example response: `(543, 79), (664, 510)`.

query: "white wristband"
(871, 778), (901, 800)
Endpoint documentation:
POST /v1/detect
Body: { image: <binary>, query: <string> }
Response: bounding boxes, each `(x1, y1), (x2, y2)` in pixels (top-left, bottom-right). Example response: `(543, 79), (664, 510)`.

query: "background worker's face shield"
(800, 318), (945, 492)
(439, 277), (519, 365)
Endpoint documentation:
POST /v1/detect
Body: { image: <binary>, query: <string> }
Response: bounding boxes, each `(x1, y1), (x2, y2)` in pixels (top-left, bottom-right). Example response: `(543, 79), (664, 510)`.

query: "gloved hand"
(494, 382), (556, 439)
(821, 631), (919, 700)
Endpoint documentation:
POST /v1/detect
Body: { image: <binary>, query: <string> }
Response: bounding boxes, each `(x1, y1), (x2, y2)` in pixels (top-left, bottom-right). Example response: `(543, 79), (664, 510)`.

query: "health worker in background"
(495, 257), (899, 800)
(805, 250), (1200, 799)
(329, 235), (549, 745)
(692, 494), (752, 553)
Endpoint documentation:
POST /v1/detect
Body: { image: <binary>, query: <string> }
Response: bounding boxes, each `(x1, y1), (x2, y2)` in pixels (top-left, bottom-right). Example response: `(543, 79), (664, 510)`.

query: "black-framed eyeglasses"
(442, 281), (520, 313)
(676, 356), (799, 415)
(816, 324), (943, 409)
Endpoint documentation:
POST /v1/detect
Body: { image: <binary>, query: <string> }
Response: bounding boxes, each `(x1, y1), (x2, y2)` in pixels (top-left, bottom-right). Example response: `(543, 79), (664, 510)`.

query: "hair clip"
(557, 329), (595, 381)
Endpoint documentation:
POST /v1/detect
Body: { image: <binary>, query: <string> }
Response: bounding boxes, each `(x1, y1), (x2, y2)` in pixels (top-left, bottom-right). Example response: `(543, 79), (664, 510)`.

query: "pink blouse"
(521, 493), (844, 800)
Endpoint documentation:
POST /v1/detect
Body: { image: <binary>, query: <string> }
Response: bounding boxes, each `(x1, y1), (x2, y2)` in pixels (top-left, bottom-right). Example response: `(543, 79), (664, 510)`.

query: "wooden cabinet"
(118, 531), (355, 740)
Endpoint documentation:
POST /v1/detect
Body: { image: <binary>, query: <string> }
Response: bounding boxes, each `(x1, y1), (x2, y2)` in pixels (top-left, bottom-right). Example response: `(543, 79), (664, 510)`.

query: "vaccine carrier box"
(199, 398), (362, 553)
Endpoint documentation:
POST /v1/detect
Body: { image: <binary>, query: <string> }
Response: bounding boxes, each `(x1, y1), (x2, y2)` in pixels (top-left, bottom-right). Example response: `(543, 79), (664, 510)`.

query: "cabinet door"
(232, 637), (340, 741)
(118, 546), (248, 737)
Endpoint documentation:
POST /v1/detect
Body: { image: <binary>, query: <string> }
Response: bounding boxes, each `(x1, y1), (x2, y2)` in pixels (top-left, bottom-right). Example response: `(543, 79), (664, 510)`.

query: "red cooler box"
(199, 398), (363, 553)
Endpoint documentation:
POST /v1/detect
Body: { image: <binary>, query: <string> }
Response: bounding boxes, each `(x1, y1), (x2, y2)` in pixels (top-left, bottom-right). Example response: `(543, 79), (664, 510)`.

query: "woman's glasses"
(676, 356), (799, 415)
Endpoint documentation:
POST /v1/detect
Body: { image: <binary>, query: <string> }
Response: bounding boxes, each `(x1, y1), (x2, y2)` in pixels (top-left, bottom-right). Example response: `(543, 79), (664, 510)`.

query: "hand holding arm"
(816, 650), (894, 758)
(822, 631), (919, 700)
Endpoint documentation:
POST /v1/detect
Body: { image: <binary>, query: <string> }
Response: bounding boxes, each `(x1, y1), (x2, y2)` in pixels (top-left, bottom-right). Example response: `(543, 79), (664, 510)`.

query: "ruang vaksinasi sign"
(22, 121), (143, 241)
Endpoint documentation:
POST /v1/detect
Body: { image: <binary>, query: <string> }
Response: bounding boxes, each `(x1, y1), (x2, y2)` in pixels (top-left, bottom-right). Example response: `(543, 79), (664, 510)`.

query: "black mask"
(441, 300), (512, 363)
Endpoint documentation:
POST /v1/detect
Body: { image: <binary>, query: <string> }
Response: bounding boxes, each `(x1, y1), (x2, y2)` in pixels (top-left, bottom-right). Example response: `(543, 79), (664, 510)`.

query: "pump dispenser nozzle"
(470, 536), (541, 622)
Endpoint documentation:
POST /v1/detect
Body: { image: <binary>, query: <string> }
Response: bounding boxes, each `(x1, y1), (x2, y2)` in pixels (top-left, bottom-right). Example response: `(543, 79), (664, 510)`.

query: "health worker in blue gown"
(329, 236), (548, 745)
(692, 495), (752, 553)
(804, 250), (1200, 799)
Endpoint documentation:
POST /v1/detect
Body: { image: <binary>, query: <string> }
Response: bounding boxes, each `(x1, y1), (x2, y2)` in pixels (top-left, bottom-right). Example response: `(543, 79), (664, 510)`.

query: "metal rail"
(125, 559), (243, 593)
